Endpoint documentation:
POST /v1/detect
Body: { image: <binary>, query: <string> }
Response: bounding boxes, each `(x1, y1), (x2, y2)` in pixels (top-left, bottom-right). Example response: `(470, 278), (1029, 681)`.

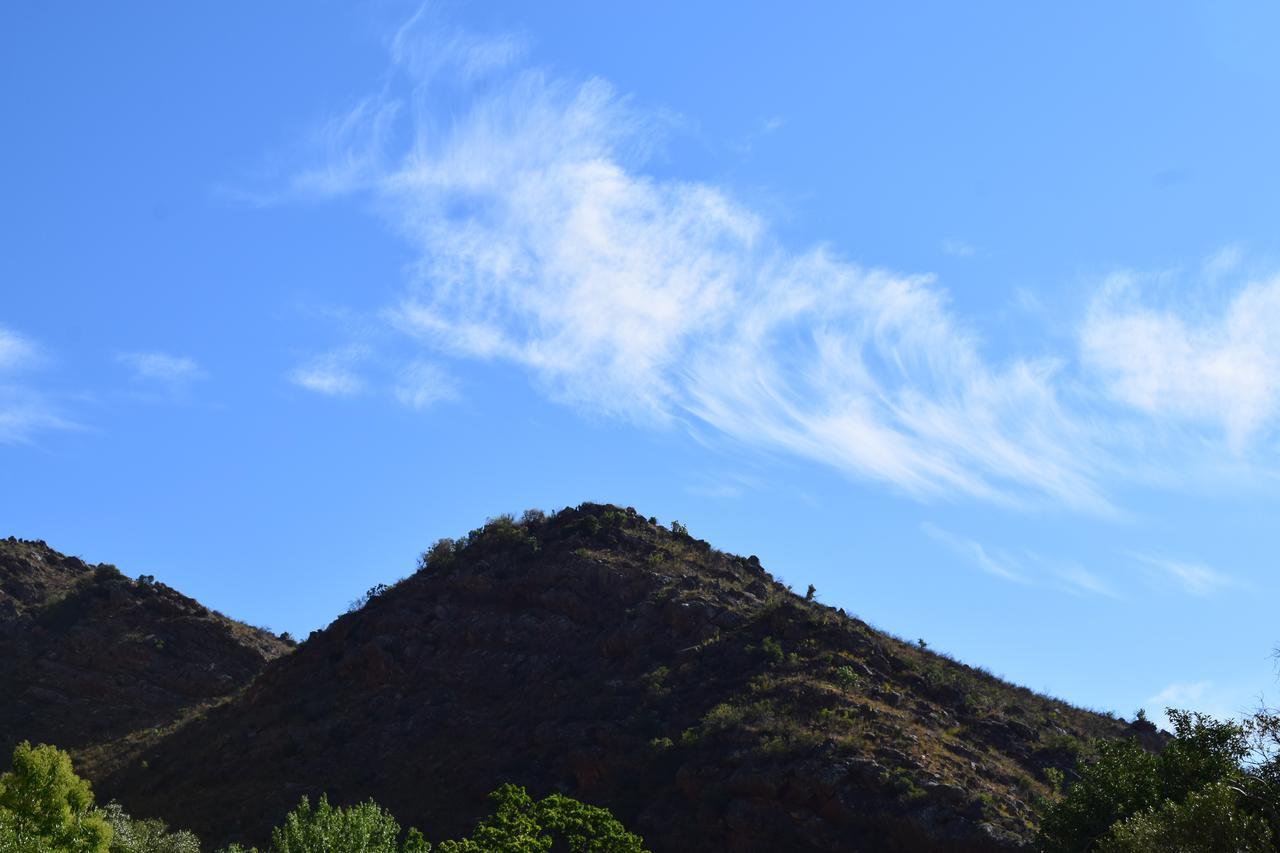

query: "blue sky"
(4, 2), (1280, 726)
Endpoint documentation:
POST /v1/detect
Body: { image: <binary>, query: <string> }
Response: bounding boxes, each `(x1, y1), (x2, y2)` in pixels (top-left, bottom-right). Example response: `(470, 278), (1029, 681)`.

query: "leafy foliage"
(99, 801), (200, 853)
(0, 738), (646, 853)
(1097, 782), (1274, 852)
(1037, 709), (1280, 852)
(0, 741), (111, 853)
(436, 783), (647, 853)
(262, 794), (423, 853)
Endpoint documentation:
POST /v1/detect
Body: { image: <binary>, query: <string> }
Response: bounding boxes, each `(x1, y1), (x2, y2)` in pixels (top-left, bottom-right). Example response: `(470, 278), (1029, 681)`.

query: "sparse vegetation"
(347, 583), (389, 613)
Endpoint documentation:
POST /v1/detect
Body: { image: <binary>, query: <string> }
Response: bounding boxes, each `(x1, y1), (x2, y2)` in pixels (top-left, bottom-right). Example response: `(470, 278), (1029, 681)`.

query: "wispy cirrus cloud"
(1129, 552), (1240, 597)
(268, 13), (1280, 517)
(279, 22), (1117, 513)
(1082, 273), (1280, 448)
(941, 239), (977, 258)
(0, 326), (38, 371)
(1144, 680), (1260, 728)
(919, 523), (1028, 584)
(289, 344), (457, 411)
(289, 347), (369, 397)
(0, 324), (75, 444)
(118, 351), (207, 385)
(393, 360), (458, 410)
(0, 389), (74, 445)
(1049, 563), (1120, 600)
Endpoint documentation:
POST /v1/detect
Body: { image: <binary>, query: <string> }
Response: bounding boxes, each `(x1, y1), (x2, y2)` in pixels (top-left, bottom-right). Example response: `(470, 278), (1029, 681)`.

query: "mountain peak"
(97, 504), (1139, 851)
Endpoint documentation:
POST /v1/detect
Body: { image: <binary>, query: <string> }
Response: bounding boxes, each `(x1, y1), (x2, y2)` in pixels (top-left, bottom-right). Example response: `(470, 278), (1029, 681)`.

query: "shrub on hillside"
(418, 538), (457, 572)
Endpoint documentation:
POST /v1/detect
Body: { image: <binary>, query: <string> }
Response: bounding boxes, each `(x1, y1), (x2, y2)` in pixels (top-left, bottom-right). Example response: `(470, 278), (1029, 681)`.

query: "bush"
(100, 801), (200, 853)
(832, 665), (861, 690)
(347, 584), (389, 613)
(461, 515), (539, 559)
(760, 636), (784, 665)
(418, 538), (457, 571)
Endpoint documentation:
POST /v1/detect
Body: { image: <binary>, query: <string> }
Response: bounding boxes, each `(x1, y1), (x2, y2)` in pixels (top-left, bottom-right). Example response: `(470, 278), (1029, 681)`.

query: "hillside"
(93, 506), (1150, 852)
(0, 536), (292, 776)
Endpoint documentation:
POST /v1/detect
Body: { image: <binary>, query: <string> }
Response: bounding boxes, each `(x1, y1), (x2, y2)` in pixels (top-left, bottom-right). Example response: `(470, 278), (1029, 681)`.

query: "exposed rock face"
(0, 537), (291, 772)
(96, 506), (1137, 852)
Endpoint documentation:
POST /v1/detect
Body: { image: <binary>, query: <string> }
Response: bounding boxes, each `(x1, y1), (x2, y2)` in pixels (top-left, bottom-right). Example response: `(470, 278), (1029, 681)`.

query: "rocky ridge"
(0, 536), (292, 776)
(91, 505), (1152, 852)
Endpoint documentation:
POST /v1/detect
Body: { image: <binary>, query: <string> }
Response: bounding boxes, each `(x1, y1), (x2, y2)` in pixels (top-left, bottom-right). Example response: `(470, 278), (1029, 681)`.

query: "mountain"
(0, 536), (292, 779)
(81, 505), (1150, 852)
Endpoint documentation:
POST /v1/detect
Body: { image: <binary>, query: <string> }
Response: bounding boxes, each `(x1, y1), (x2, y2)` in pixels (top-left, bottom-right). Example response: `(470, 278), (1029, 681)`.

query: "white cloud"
(393, 360), (457, 410)
(0, 325), (74, 443)
(941, 239), (976, 258)
(1051, 563), (1120, 599)
(684, 471), (760, 499)
(276, 17), (1280, 515)
(920, 522), (1028, 584)
(1129, 552), (1239, 597)
(1082, 273), (1280, 447)
(117, 351), (206, 384)
(390, 7), (527, 84)
(289, 348), (368, 397)
(0, 388), (73, 445)
(1144, 680), (1260, 728)
(285, 37), (1121, 512)
(0, 326), (37, 371)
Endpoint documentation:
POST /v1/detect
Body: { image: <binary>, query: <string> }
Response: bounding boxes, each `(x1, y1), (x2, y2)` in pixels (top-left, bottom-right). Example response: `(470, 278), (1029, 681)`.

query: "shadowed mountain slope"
(0, 536), (292, 775)
(98, 505), (1147, 852)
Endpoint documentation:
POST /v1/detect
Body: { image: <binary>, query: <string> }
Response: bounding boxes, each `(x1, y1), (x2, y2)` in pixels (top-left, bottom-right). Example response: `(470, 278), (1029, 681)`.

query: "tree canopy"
(1038, 708), (1280, 851)
(0, 741), (111, 853)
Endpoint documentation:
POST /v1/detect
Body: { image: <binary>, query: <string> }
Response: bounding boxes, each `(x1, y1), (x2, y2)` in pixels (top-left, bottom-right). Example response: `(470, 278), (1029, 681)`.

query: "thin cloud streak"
(0, 327), (38, 371)
(0, 324), (76, 444)
(1128, 552), (1239, 597)
(118, 351), (207, 384)
(920, 522), (1029, 584)
(393, 360), (458, 410)
(1051, 564), (1120, 600)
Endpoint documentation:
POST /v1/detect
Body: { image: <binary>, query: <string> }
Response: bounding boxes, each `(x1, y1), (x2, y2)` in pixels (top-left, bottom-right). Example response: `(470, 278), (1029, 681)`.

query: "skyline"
(4, 1), (1280, 728)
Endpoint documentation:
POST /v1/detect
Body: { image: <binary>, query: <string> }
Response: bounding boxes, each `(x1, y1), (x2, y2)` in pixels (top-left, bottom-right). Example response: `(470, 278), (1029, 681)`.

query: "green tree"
(1038, 709), (1280, 851)
(1098, 782), (1273, 852)
(0, 741), (111, 853)
(268, 794), (421, 853)
(437, 784), (647, 853)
